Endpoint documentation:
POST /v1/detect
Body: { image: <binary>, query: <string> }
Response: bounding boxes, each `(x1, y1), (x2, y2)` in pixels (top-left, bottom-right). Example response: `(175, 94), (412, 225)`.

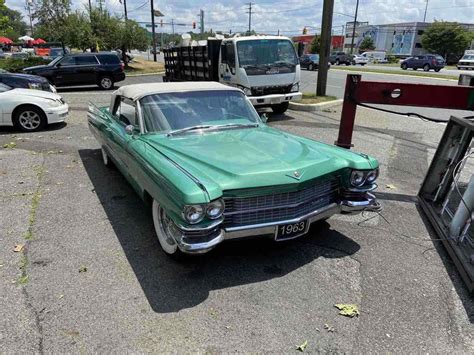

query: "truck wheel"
(335, 59), (340, 65)
(401, 63), (407, 70)
(271, 102), (289, 114)
(423, 64), (430, 72)
(434, 68), (441, 72)
(13, 105), (47, 132)
(98, 75), (114, 90)
(308, 63), (314, 71)
(345, 61), (350, 66)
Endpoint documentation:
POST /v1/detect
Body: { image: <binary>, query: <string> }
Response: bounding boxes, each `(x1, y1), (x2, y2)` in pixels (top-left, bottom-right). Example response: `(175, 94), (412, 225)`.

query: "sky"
(5, 0), (474, 36)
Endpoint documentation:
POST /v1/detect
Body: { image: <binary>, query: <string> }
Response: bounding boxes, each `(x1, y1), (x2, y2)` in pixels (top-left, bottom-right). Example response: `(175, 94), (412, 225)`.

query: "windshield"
(237, 39), (298, 68)
(140, 90), (260, 134)
(310, 54), (319, 61)
(0, 83), (12, 92)
(50, 48), (64, 57)
(48, 56), (63, 66)
(463, 55), (474, 60)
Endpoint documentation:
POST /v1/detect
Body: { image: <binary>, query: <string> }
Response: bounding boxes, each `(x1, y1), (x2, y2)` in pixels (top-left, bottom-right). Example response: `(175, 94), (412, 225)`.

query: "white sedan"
(352, 55), (369, 66)
(0, 83), (69, 132)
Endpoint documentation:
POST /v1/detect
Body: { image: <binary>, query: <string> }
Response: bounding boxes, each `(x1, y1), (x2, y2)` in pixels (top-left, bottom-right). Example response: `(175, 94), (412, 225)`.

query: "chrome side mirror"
(260, 113), (268, 123)
(125, 125), (135, 135)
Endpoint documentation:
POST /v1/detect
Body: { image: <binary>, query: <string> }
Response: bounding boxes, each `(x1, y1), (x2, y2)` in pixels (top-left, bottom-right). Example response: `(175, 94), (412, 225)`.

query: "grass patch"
(294, 93), (338, 104)
(125, 57), (164, 74)
(18, 254), (29, 285)
(332, 66), (457, 80)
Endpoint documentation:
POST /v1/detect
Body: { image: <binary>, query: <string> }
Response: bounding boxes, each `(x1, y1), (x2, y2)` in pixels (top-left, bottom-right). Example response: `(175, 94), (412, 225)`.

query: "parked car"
(329, 51), (352, 65)
(351, 54), (368, 66)
(457, 50), (474, 70)
(0, 69), (56, 92)
(400, 54), (445, 72)
(359, 51), (387, 63)
(22, 52), (126, 90)
(0, 82), (68, 132)
(88, 82), (381, 256)
(299, 54), (320, 71)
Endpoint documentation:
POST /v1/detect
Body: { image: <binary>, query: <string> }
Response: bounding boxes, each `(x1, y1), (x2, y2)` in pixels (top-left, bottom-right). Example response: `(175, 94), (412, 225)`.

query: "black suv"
(23, 52), (126, 90)
(400, 54), (445, 72)
(329, 51), (352, 65)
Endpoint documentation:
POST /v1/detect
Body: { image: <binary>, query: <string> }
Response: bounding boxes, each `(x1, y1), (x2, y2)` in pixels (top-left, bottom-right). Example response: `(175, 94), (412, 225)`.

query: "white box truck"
(163, 35), (302, 114)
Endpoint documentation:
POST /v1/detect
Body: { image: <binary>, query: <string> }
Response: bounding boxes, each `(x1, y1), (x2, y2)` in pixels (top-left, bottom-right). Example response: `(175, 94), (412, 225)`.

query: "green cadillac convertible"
(88, 82), (381, 255)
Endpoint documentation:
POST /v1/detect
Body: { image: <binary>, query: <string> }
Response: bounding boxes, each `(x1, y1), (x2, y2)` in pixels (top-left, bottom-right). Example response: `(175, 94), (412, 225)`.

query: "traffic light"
(192, 21), (196, 29)
(302, 27), (307, 35)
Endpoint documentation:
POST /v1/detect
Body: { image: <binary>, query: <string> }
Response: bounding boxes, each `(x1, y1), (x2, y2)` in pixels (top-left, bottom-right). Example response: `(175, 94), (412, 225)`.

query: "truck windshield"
(237, 39), (297, 68)
(140, 90), (260, 133)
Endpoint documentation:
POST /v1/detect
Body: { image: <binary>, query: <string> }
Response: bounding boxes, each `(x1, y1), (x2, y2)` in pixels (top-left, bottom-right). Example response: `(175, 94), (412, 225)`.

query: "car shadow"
(79, 148), (361, 313)
(0, 122), (67, 134)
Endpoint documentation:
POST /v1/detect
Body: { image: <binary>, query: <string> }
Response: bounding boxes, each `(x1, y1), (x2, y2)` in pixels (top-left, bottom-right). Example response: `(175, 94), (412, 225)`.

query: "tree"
(0, 2), (27, 39)
(63, 11), (94, 51)
(309, 35), (320, 54)
(421, 21), (471, 59)
(359, 36), (375, 52)
(33, 0), (71, 42)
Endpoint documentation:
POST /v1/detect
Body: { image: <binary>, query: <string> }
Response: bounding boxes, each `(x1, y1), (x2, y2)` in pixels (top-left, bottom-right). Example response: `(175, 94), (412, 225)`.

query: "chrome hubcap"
(19, 111), (41, 130)
(101, 78), (112, 88)
(153, 201), (179, 254)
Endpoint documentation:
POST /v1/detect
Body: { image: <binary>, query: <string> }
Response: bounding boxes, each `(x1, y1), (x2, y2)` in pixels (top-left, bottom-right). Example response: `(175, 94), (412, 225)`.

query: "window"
(99, 54), (120, 64)
(417, 30), (424, 36)
(113, 97), (138, 127)
(76, 56), (98, 65)
(391, 43), (394, 48)
(58, 56), (76, 66)
(393, 30), (396, 35)
(140, 90), (259, 133)
(415, 43), (422, 48)
(226, 42), (236, 69)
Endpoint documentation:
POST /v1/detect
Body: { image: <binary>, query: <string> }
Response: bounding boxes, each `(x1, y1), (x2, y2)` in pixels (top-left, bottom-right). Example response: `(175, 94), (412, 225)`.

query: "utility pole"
(122, 0), (128, 20)
(88, 0), (92, 13)
(150, 0), (157, 62)
(349, 0), (359, 54)
(199, 9), (204, 35)
(171, 19), (175, 34)
(25, 0), (34, 36)
(423, 0), (429, 22)
(246, 3), (254, 34)
(316, 0), (334, 97)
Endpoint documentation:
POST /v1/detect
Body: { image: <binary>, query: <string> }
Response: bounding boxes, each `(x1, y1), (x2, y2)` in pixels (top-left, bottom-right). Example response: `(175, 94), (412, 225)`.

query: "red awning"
(33, 38), (46, 44)
(0, 37), (13, 44)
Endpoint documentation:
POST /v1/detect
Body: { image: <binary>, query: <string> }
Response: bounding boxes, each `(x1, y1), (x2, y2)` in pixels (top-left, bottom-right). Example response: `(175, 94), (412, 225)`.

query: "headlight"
(206, 199), (225, 219)
(366, 169), (379, 184)
(350, 170), (366, 187)
(291, 82), (299, 92)
(28, 82), (41, 90)
(183, 205), (204, 224)
(47, 99), (62, 107)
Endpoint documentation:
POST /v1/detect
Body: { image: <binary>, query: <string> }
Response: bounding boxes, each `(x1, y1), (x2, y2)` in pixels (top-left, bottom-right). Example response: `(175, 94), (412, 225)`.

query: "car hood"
(9, 88), (60, 100)
(5, 73), (49, 82)
(23, 64), (50, 72)
(144, 126), (377, 200)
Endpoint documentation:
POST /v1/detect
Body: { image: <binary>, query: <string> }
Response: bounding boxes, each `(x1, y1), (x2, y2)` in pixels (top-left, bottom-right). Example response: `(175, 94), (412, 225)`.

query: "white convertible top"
(115, 81), (241, 101)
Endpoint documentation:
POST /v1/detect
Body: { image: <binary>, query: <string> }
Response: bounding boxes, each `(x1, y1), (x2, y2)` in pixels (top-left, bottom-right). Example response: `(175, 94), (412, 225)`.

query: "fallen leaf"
(324, 323), (335, 332)
(13, 244), (24, 252)
(296, 340), (308, 352)
(58, 294), (64, 299)
(386, 184), (396, 190)
(78, 266), (87, 273)
(3, 142), (17, 149)
(334, 304), (359, 318)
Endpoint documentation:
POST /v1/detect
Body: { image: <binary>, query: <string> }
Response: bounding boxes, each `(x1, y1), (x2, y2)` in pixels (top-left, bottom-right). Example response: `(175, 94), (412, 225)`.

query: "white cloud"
(4, 0), (473, 36)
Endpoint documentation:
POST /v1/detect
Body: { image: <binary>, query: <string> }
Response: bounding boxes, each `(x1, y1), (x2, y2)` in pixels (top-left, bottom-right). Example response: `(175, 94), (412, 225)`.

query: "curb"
(331, 68), (458, 82)
(289, 99), (343, 112)
(126, 71), (165, 77)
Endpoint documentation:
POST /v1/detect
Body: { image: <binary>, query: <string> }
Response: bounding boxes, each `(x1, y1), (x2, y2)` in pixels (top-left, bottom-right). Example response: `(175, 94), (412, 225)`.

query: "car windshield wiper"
(167, 125), (214, 136)
(211, 123), (259, 131)
(273, 61), (295, 67)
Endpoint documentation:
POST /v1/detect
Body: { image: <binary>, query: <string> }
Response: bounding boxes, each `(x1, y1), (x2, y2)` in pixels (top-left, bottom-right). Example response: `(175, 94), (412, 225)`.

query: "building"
(346, 22), (474, 57)
(292, 34), (344, 56)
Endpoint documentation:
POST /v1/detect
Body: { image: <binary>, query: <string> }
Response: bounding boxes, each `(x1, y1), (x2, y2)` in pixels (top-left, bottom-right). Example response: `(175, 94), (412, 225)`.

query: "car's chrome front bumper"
(173, 193), (381, 254)
(248, 92), (302, 106)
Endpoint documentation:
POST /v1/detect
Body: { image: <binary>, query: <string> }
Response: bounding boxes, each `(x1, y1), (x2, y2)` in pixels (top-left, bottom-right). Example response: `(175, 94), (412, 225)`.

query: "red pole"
(335, 74), (361, 148)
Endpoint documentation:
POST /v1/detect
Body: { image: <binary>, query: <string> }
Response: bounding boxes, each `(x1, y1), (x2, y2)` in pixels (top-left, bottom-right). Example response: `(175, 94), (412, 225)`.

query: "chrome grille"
(223, 177), (339, 227)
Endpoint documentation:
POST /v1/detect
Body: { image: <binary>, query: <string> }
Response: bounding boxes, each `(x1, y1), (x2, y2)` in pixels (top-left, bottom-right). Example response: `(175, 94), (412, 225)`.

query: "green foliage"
(309, 35), (320, 54)
(386, 54), (398, 63)
(421, 21), (471, 59)
(33, 0), (71, 42)
(0, 1), (27, 39)
(0, 57), (50, 72)
(359, 36), (375, 52)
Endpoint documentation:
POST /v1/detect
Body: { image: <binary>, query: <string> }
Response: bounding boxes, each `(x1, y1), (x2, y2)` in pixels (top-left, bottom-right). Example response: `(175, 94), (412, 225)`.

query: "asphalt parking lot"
(1, 75), (473, 353)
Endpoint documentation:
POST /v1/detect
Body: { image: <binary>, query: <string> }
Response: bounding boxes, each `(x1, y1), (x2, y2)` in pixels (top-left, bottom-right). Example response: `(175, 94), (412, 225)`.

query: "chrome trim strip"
(176, 219), (223, 232)
(344, 183), (378, 192)
(176, 231), (225, 254)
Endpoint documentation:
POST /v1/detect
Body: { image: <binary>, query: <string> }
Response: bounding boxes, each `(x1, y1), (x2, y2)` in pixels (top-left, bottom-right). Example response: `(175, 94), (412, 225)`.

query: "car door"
(413, 56), (424, 69)
(299, 55), (309, 68)
(74, 55), (99, 85)
(53, 56), (78, 85)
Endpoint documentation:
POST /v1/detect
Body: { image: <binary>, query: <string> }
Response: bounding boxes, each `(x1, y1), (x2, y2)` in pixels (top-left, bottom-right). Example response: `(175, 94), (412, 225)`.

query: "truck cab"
(218, 36), (301, 113)
(163, 35), (302, 114)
